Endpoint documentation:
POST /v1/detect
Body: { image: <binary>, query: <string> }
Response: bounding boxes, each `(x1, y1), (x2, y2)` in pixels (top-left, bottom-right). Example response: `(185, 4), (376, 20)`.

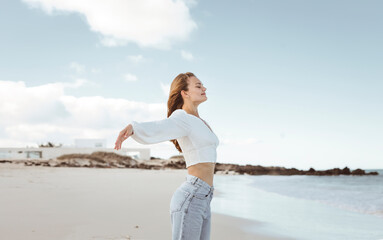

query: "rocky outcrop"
(213, 164), (379, 176)
(0, 152), (379, 176)
(21, 151), (138, 168)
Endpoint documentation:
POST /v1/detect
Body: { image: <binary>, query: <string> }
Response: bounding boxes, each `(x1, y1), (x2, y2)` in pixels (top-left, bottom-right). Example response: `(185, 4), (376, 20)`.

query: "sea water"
(211, 169), (383, 240)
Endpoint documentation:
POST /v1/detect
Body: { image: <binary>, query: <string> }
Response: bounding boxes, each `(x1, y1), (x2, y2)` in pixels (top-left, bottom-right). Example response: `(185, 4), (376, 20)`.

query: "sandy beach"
(0, 163), (291, 240)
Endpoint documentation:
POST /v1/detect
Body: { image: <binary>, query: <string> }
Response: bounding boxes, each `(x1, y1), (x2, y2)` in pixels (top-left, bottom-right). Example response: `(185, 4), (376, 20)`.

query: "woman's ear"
(180, 90), (188, 98)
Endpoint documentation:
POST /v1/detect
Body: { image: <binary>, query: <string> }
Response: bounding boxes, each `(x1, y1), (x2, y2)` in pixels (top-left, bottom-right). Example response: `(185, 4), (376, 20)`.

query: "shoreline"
(0, 163), (291, 240)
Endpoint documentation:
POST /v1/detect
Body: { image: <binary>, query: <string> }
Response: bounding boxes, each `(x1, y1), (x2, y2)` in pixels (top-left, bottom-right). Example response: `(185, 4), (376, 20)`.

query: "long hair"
(167, 72), (195, 153)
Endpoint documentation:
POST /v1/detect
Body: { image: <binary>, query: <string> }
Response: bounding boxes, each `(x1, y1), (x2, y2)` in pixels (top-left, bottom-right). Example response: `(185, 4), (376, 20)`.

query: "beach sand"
(0, 163), (291, 240)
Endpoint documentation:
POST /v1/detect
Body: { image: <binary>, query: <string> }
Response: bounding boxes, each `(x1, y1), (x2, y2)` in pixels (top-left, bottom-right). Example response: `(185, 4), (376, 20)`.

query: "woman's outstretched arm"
(114, 110), (190, 150)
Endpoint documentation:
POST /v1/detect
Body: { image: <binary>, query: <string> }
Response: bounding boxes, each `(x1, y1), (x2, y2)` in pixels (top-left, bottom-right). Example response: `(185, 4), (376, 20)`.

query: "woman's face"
(184, 76), (207, 103)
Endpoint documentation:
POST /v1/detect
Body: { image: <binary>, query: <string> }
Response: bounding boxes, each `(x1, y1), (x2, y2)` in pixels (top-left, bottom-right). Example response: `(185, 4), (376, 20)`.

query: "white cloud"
(180, 50), (194, 61)
(127, 54), (145, 64)
(0, 80), (176, 152)
(123, 73), (138, 82)
(160, 82), (171, 97)
(100, 37), (128, 47)
(63, 78), (90, 88)
(0, 80), (87, 126)
(69, 62), (85, 73)
(22, 0), (198, 50)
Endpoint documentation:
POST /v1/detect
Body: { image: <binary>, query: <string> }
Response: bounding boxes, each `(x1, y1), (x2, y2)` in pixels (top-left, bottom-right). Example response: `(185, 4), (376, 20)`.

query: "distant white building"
(75, 138), (107, 148)
(0, 138), (151, 161)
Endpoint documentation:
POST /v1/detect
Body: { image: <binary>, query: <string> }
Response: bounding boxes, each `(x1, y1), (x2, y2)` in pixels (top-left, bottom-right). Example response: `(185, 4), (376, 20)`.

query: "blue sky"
(0, 0), (382, 170)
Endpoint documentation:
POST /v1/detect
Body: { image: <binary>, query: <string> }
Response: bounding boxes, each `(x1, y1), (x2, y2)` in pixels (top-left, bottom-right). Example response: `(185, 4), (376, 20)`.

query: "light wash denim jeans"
(170, 174), (214, 240)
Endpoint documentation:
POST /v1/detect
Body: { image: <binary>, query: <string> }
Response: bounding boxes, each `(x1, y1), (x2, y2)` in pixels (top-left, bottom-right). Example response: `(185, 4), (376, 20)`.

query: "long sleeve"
(130, 110), (191, 144)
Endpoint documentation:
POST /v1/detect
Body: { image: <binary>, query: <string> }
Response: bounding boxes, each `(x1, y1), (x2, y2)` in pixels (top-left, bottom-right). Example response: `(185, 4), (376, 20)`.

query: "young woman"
(114, 72), (219, 240)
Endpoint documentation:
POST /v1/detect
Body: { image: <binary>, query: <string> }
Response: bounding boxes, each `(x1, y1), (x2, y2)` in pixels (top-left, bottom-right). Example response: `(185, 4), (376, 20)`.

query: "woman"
(114, 72), (219, 240)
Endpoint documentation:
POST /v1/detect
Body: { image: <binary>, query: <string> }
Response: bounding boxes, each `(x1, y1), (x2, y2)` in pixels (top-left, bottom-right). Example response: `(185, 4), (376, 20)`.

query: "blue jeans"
(170, 174), (215, 240)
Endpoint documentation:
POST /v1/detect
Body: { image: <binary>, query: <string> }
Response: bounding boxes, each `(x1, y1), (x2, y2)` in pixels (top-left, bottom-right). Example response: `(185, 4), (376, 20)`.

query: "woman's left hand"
(114, 124), (133, 150)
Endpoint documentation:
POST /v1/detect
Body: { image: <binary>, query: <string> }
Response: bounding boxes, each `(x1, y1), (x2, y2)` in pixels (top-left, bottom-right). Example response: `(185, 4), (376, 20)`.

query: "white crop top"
(130, 109), (219, 168)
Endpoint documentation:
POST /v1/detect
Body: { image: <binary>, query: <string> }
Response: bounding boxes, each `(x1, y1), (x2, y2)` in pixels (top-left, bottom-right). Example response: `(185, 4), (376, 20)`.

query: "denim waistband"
(185, 174), (214, 194)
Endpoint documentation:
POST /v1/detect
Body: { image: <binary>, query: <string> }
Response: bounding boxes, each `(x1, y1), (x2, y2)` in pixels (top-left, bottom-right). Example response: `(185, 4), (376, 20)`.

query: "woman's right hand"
(114, 124), (133, 150)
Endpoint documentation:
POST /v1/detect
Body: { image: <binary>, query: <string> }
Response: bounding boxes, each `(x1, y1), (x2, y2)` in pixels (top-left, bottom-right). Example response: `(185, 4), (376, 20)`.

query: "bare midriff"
(187, 162), (215, 187)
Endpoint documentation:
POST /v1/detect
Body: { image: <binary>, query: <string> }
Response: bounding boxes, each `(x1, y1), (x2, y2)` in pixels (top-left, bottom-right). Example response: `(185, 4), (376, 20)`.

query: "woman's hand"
(114, 124), (133, 150)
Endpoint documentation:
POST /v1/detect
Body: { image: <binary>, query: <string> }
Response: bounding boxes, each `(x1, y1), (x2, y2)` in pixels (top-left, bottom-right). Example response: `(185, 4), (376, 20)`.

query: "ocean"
(212, 169), (383, 240)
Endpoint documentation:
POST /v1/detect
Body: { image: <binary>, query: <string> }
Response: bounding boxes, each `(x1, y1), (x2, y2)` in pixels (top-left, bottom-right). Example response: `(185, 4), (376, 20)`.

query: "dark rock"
(56, 151), (138, 168)
(351, 168), (365, 175)
(341, 167), (351, 175)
